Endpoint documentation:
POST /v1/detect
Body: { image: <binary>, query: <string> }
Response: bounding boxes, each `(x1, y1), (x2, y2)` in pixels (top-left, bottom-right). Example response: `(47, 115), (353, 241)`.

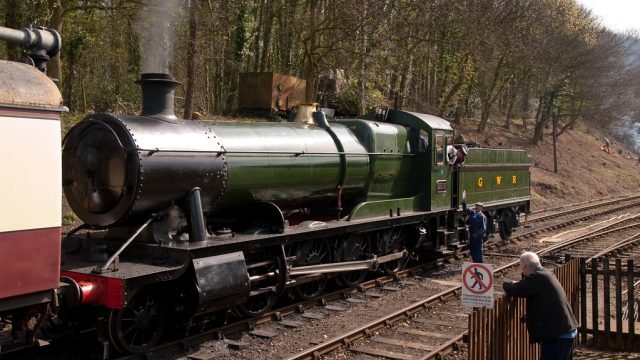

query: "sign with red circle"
(461, 262), (494, 308)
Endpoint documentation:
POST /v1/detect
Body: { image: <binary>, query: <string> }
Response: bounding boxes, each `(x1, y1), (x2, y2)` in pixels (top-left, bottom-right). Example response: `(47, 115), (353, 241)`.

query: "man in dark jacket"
(503, 252), (578, 360)
(462, 201), (486, 263)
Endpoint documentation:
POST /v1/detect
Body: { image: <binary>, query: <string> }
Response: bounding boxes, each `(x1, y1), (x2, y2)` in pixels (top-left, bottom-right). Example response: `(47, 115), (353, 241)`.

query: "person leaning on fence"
(502, 252), (578, 360)
(461, 201), (486, 263)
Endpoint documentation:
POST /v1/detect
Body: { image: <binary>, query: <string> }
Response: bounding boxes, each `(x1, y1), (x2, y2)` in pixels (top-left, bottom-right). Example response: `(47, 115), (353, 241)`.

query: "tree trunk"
(304, 61), (318, 103)
(47, 0), (63, 83)
(357, 3), (368, 116)
(202, 62), (208, 113)
(477, 102), (491, 132)
(183, 0), (198, 119)
(453, 102), (463, 125)
(388, 72), (398, 106)
(504, 85), (517, 129)
(399, 60), (415, 110)
(252, 1), (264, 72)
(532, 94), (555, 145)
(5, 0), (21, 61)
(532, 118), (545, 145)
(438, 79), (463, 117)
(552, 111), (558, 173)
(259, 0), (272, 72)
(304, 0), (320, 102)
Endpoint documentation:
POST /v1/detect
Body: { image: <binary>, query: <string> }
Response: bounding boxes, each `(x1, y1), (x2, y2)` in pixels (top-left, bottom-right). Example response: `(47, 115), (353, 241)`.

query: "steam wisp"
(135, 0), (185, 73)
(613, 116), (640, 155)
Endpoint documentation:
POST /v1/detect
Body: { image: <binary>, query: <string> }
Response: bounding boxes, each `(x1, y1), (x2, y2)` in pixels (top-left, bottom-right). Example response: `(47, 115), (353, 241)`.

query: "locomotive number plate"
(436, 180), (447, 193)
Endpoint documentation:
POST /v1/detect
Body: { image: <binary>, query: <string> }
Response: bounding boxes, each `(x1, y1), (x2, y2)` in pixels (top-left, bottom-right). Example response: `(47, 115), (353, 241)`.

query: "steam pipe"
(188, 188), (207, 242)
(92, 215), (156, 273)
(0, 26), (61, 56)
(0, 25), (61, 73)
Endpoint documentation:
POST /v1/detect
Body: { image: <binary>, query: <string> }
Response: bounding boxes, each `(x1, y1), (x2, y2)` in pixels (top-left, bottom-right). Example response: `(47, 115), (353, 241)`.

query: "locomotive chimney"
(137, 73), (180, 122)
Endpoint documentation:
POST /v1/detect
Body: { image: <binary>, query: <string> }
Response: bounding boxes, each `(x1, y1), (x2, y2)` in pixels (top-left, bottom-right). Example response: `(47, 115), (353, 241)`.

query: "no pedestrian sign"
(461, 262), (494, 308)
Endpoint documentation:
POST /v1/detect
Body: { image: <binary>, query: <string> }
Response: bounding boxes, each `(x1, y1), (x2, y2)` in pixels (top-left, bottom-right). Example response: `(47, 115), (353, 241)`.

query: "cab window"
(435, 134), (444, 164)
(418, 130), (429, 152)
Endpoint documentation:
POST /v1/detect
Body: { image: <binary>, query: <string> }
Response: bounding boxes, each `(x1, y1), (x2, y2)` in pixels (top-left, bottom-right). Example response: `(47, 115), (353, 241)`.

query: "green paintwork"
(457, 148), (531, 207)
(206, 110), (529, 223)
(377, 110), (455, 212)
(211, 122), (369, 210)
(347, 195), (425, 221)
(335, 119), (413, 202)
(429, 131), (454, 211)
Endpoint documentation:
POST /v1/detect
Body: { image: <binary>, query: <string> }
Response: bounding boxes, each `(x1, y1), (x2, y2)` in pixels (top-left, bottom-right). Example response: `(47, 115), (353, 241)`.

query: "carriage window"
(435, 135), (444, 164)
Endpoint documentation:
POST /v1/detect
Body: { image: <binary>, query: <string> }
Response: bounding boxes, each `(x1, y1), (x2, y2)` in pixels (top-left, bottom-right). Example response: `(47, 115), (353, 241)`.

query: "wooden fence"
(579, 258), (639, 351)
(468, 258), (580, 360)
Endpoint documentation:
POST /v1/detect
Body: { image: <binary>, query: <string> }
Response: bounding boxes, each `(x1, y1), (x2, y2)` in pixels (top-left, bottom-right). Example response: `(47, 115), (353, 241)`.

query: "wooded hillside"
(2, 0), (639, 146)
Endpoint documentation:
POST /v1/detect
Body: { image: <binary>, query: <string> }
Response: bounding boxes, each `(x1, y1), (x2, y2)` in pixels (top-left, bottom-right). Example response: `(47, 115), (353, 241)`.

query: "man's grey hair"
(520, 251), (541, 269)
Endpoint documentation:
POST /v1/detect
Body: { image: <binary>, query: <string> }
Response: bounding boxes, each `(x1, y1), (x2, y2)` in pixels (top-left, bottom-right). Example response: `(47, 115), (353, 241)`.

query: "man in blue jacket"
(503, 252), (578, 359)
(462, 201), (487, 263)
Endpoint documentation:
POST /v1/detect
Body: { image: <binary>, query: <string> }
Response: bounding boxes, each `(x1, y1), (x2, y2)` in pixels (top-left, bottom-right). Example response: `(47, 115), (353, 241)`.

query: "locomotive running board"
(288, 250), (408, 276)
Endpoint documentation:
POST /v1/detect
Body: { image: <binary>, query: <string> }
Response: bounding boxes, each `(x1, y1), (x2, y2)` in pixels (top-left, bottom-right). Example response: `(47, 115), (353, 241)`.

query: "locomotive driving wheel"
(108, 288), (166, 354)
(337, 234), (372, 287)
(378, 228), (409, 274)
(293, 239), (331, 300)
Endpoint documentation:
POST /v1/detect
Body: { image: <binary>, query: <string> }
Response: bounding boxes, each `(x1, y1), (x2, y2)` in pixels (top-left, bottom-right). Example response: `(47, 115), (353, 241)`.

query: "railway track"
(519, 194), (640, 228)
(284, 212), (640, 360)
(525, 195), (628, 220)
(12, 195), (640, 360)
(115, 270), (441, 360)
(478, 194), (640, 257)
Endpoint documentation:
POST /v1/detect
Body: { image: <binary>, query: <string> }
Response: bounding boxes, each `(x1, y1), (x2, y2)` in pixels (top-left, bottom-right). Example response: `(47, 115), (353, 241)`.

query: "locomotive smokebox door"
(192, 252), (250, 312)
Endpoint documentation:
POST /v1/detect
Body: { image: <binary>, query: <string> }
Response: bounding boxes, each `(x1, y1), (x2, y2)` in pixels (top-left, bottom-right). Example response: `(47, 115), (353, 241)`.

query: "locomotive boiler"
(63, 73), (413, 234)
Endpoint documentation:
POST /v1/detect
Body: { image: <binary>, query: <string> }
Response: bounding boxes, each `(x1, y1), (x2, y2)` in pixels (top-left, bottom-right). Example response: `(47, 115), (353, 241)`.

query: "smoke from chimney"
(135, 0), (185, 73)
(613, 116), (640, 155)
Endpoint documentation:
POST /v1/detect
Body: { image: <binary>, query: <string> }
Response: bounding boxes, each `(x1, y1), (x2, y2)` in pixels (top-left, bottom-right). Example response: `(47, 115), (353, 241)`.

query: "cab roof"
(388, 110), (453, 131)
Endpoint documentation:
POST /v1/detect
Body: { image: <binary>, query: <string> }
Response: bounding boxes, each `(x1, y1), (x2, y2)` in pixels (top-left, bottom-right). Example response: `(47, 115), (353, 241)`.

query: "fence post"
(579, 258), (587, 345)
(615, 258), (623, 349)
(591, 258), (599, 344)
(603, 257), (611, 348)
(626, 259), (635, 351)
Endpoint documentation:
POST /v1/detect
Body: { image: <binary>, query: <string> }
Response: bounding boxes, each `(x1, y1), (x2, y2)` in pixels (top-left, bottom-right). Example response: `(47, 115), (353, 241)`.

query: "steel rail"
(286, 213), (640, 360)
(285, 286), (462, 360)
(528, 195), (627, 217)
(585, 231), (640, 262)
(417, 332), (466, 360)
(113, 260), (444, 360)
(504, 199), (640, 243)
(525, 194), (640, 223)
(536, 215), (640, 258)
(110, 196), (640, 359)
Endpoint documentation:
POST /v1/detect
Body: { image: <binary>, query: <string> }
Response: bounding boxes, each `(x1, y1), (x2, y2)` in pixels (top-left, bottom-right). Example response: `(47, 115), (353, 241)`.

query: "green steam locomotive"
(60, 73), (530, 354)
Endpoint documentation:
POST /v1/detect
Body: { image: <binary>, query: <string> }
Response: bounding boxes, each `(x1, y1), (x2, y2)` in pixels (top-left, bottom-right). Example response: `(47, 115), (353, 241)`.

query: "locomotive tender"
(0, 26), (530, 356)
